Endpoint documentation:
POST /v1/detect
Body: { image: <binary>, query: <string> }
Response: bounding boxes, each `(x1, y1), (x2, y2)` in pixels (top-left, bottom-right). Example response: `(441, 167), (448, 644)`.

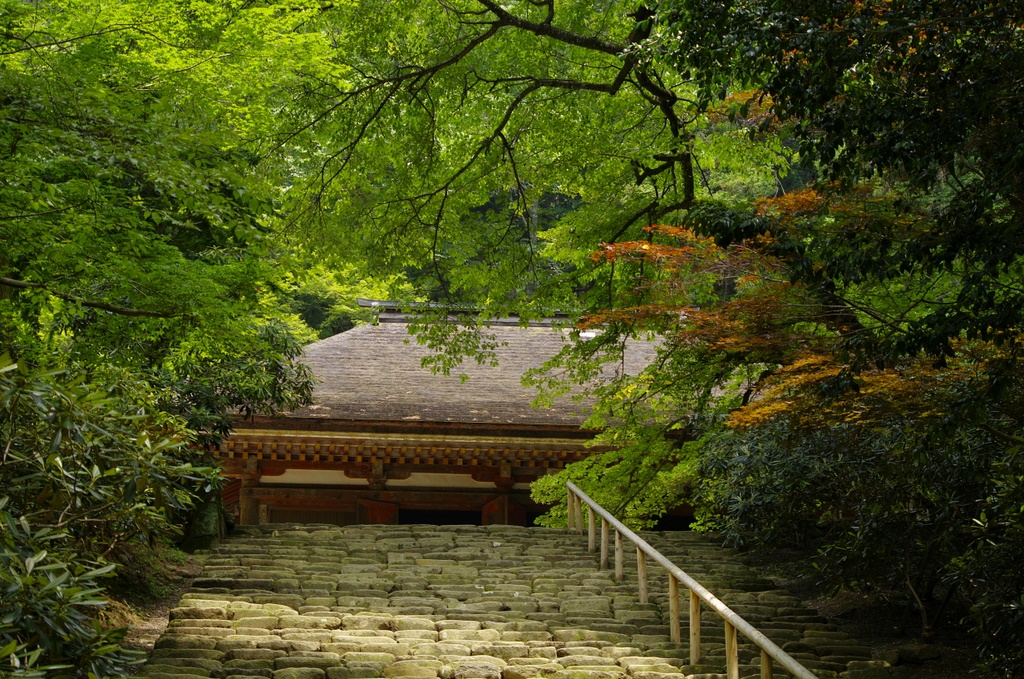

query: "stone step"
(145, 524), (876, 679)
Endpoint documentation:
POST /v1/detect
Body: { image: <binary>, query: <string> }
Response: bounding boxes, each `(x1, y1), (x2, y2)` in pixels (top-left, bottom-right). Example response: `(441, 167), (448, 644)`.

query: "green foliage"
(528, 319), (751, 526)
(697, 417), (994, 578)
(952, 453), (1024, 676)
(290, 267), (419, 339)
(274, 0), (790, 319)
(532, 434), (698, 529)
(0, 360), (216, 678)
(0, 360), (218, 557)
(155, 319), (316, 449)
(0, 501), (142, 679)
(655, 0), (1024, 366)
(0, 0), (319, 453)
(693, 356), (1024, 673)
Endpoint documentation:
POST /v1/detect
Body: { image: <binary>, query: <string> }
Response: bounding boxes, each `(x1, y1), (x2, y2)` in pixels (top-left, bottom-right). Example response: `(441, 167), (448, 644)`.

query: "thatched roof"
(287, 314), (655, 427)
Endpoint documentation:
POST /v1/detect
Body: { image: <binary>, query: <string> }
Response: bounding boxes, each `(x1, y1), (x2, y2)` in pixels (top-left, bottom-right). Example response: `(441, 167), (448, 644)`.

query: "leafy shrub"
(0, 502), (142, 678)
(695, 404), (1024, 674)
(952, 454), (1024, 676)
(0, 360), (219, 677)
(0, 360), (218, 555)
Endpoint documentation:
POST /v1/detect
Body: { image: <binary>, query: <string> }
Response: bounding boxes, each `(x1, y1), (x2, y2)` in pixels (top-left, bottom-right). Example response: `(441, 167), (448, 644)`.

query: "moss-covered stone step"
(144, 525), (874, 679)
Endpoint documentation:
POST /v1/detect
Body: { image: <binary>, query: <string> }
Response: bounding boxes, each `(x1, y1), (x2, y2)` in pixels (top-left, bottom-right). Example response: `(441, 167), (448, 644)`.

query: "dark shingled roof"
(288, 317), (655, 426)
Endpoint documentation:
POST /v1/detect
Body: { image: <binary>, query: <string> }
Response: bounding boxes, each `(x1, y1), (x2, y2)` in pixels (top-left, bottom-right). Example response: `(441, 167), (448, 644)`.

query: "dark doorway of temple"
(399, 509), (481, 525)
(267, 508), (357, 525)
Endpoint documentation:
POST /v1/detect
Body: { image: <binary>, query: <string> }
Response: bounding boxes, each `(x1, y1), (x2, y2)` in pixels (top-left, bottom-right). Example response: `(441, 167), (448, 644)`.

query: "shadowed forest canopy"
(2, 0), (1024, 676)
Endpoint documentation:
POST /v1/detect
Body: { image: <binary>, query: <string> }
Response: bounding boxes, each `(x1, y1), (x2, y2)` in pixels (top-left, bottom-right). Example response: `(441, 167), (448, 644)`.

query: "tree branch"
(0, 277), (175, 318)
(605, 198), (694, 245)
(475, 0), (624, 54)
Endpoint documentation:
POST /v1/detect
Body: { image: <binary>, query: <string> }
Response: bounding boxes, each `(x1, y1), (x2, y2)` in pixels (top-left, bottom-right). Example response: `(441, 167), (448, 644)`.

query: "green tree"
(0, 0), (320, 443)
(0, 3), (323, 674)
(653, 0), (1024, 367)
(276, 0), (787, 316)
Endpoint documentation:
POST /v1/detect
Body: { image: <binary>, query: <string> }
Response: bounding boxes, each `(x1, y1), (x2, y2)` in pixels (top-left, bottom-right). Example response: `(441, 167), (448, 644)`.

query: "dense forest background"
(1, 0), (1022, 676)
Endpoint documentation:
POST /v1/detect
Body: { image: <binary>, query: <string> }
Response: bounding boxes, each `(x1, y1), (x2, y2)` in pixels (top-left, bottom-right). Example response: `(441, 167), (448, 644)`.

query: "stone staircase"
(142, 524), (901, 679)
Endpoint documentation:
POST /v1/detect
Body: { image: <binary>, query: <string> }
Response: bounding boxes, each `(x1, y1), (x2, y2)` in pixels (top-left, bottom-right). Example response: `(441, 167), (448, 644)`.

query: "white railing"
(566, 482), (818, 679)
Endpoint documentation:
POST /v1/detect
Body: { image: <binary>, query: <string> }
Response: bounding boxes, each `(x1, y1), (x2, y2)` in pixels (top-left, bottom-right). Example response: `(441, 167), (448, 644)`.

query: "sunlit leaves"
(0, 0), (320, 447)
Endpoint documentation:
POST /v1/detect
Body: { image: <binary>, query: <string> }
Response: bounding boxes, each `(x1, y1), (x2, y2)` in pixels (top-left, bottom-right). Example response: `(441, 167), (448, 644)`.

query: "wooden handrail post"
(668, 574), (681, 643)
(614, 529), (624, 581)
(725, 620), (739, 679)
(563, 482), (819, 679)
(600, 518), (610, 570)
(761, 649), (773, 679)
(689, 589), (701, 664)
(567, 492), (576, 531)
(587, 507), (596, 553)
(636, 547), (648, 604)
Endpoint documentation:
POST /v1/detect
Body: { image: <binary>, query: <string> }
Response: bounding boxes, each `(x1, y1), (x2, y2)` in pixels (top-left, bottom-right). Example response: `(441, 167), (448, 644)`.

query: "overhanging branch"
(476, 0), (624, 54)
(0, 277), (174, 318)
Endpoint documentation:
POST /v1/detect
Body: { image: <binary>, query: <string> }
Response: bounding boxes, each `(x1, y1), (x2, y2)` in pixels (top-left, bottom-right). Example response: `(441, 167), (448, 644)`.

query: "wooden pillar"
(669, 575), (681, 643)
(587, 507), (596, 552)
(238, 457), (261, 526)
(690, 589), (702, 664)
(600, 518), (610, 570)
(725, 620), (739, 679)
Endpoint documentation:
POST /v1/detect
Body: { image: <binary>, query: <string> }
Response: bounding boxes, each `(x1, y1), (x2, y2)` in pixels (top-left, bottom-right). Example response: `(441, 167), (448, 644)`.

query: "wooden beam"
(222, 460), (545, 484)
(247, 485), (542, 513)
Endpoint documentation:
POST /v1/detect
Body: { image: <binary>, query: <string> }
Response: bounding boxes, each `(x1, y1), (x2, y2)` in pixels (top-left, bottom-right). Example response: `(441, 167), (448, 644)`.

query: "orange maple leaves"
(581, 218), (994, 435)
(585, 222), (824, 384)
(590, 225), (717, 267)
(726, 341), (1009, 432)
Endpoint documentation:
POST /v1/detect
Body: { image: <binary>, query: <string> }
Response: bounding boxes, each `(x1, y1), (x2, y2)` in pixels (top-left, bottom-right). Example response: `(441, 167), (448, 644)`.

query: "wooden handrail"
(567, 482), (818, 679)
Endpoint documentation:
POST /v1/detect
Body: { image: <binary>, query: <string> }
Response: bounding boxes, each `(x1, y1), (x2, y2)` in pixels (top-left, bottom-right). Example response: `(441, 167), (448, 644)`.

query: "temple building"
(217, 303), (655, 527)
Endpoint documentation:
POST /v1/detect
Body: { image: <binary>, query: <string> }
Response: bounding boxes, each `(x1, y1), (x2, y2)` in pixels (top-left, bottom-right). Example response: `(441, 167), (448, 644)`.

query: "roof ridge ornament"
(356, 298), (567, 327)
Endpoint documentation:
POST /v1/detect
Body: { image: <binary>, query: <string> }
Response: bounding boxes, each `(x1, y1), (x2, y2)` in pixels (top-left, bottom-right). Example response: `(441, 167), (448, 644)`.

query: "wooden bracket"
(369, 459), (386, 490)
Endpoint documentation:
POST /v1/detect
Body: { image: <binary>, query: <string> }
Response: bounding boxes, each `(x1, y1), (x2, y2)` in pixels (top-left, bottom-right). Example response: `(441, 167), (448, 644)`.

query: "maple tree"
(525, 4), (1024, 663)
(531, 205), (1024, 668)
(653, 0), (1024, 368)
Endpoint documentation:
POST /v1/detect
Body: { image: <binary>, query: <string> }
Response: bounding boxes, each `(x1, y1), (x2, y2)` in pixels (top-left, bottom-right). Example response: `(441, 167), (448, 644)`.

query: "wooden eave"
(232, 414), (598, 439)
(217, 416), (601, 476)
